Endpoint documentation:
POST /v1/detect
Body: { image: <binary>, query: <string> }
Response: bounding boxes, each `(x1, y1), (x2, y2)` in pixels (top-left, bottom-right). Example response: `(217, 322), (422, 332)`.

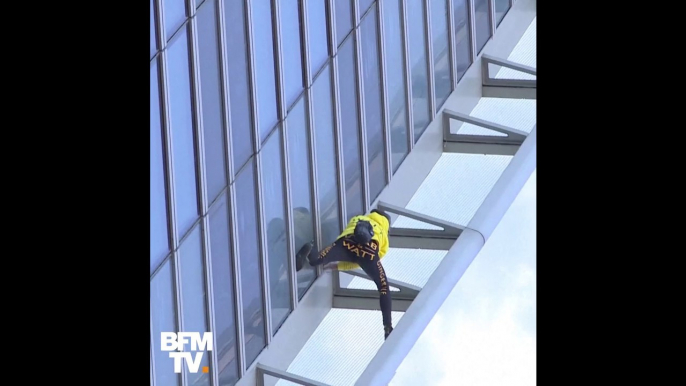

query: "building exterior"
(150, 0), (535, 385)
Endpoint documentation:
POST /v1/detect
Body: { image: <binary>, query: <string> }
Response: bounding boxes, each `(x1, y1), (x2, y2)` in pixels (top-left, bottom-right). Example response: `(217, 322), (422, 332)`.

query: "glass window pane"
(151, 61), (169, 274)
(307, 0), (329, 81)
(151, 259), (179, 386)
(151, 0), (157, 58)
(167, 28), (200, 239)
(197, 0), (206, 9)
(252, 0), (279, 142)
(335, 0), (353, 47)
(336, 36), (364, 219)
(474, 0), (492, 54)
(177, 224), (210, 386)
(286, 97), (317, 299)
(235, 160), (266, 365)
(224, 0), (254, 173)
(452, 0), (471, 83)
(261, 128), (292, 332)
(383, 0), (409, 173)
(432, 0), (452, 110)
(407, 0), (431, 142)
(280, 0), (304, 108)
(495, 0), (510, 26)
(208, 193), (239, 386)
(360, 6), (386, 202)
(197, 0), (227, 204)
(164, 0), (186, 39)
(312, 65), (341, 245)
(358, 0), (375, 19)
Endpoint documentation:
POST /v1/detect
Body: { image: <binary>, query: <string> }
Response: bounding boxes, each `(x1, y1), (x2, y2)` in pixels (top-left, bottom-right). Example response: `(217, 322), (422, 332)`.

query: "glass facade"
(150, 0), (511, 384)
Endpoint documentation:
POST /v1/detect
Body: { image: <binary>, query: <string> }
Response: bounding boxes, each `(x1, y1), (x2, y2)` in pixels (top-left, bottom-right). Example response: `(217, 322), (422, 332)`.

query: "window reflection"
(335, 0), (353, 47)
(474, 0), (492, 54)
(235, 159), (266, 365)
(166, 27), (199, 241)
(151, 60), (169, 274)
(383, 0), (410, 172)
(337, 35), (364, 218)
(150, 260), (179, 386)
(224, 0), (254, 172)
(360, 6), (387, 202)
(407, 0), (431, 142)
(307, 0), (329, 81)
(164, 0), (186, 39)
(208, 193), (239, 385)
(495, 0), (511, 26)
(251, 0), (279, 141)
(178, 224), (210, 386)
(261, 128), (292, 332)
(280, 0), (304, 107)
(286, 96), (317, 298)
(432, 0), (452, 110)
(197, 0), (227, 203)
(452, 0), (472, 83)
(312, 66), (342, 245)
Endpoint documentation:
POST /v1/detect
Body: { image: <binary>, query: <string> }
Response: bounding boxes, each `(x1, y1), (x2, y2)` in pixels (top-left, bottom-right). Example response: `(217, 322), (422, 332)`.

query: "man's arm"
(379, 232), (389, 258)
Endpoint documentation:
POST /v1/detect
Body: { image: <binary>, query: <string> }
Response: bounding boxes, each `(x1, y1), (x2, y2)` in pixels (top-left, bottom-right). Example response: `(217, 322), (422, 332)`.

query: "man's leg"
(308, 239), (357, 267)
(357, 256), (393, 338)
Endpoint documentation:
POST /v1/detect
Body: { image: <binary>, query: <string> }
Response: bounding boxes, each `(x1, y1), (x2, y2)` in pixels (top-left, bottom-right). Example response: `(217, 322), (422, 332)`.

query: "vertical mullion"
(400, 0), (414, 153)
(489, 0), (496, 37)
(150, 319), (156, 386)
(281, 119), (299, 310)
(448, 0), (458, 89)
(227, 182), (246, 377)
(273, 0), (287, 118)
(468, 0), (477, 61)
(217, 0), (235, 181)
(302, 0), (312, 86)
(353, 2), (370, 212)
(424, 0), (436, 117)
(331, 57), (347, 228)
(272, 0), (297, 313)
(305, 88), (322, 268)
(376, 0), (392, 185)
(173, 251), (187, 385)
(246, 0), (261, 155)
(328, 0), (338, 56)
(255, 151), (272, 344)
(301, 0), (323, 262)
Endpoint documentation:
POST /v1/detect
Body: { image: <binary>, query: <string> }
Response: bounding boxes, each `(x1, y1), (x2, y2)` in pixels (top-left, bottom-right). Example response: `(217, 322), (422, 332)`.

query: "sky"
(391, 169), (537, 386)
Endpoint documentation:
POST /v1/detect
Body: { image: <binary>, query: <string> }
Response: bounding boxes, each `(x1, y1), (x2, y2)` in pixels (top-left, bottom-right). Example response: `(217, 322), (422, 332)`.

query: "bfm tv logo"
(161, 332), (213, 374)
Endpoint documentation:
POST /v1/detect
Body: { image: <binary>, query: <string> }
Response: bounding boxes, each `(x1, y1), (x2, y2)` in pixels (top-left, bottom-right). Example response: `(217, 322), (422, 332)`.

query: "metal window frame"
(424, 0), (436, 118)
(446, 0), (458, 93)
(376, 0), (393, 184)
(489, 0), (496, 38)
(400, 0), (415, 154)
(467, 0), (477, 62)
(353, 1), (370, 213)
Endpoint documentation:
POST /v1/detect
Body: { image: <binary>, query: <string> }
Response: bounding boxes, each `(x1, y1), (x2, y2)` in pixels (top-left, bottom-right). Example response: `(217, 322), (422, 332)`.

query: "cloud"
(392, 169), (536, 386)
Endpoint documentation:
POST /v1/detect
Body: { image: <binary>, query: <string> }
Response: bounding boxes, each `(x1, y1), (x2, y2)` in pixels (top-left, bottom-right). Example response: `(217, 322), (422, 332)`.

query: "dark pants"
(309, 236), (392, 327)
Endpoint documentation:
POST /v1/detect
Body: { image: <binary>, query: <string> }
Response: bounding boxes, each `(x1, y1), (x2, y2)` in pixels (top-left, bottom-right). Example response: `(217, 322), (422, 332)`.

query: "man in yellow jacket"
(296, 209), (394, 339)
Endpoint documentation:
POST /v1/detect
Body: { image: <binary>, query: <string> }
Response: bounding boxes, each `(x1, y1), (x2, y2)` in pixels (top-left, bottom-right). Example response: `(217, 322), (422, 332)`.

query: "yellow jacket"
(336, 212), (390, 271)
